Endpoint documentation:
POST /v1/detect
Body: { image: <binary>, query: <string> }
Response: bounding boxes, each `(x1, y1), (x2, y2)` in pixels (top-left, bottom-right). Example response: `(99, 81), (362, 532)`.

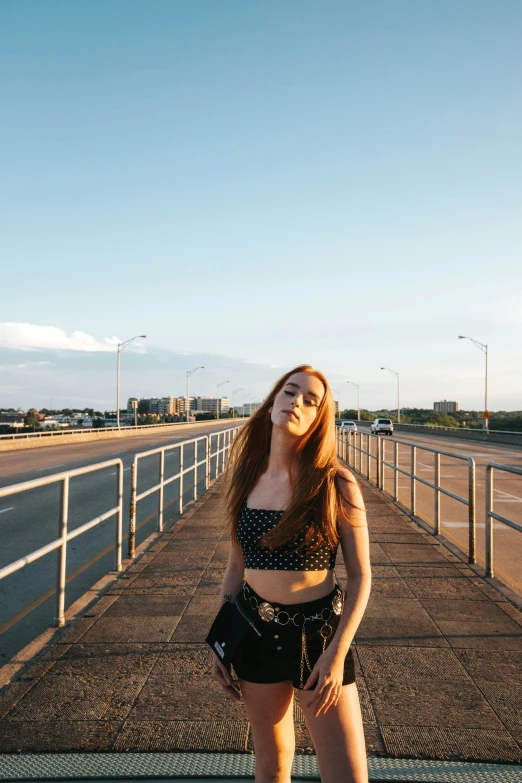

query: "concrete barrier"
(395, 424), (522, 448)
(0, 419), (244, 453)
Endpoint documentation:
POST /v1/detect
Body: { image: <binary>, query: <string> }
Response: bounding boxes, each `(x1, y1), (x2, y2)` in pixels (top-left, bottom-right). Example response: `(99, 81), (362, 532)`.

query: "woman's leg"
(240, 679), (296, 783)
(298, 681), (368, 783)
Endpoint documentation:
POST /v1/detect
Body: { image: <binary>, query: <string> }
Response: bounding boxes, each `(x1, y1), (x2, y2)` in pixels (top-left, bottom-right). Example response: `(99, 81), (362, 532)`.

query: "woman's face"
(270, 371), (326, 437)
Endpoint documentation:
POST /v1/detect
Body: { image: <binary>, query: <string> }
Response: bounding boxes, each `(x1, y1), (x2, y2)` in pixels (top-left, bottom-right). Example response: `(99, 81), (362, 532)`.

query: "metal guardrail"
(0, 418), (243, 441)
(128, 426), (239, 557)
(485, 462), (522, 578)
(0, 425), (241, 645)
(397, 422), (522, 436)
(0, 460), (123, 627)
(336, 428), (477, 564)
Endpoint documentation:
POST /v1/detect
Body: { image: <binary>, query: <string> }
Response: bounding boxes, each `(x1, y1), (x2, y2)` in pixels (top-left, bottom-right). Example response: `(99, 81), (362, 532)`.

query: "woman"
(213, 365), (371, 783)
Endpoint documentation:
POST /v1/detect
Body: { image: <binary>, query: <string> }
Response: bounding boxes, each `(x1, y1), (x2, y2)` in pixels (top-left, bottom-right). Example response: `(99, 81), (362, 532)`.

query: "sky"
(1, 0), (521, 413)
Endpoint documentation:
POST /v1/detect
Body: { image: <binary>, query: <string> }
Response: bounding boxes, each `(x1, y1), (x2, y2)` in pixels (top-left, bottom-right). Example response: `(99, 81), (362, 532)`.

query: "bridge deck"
(0, 475), (521, 767)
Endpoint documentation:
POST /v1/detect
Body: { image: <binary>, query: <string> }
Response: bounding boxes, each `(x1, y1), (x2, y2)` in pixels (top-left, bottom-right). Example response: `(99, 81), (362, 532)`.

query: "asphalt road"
(354, 424), (522, 596)
(0, 421), (239, 662)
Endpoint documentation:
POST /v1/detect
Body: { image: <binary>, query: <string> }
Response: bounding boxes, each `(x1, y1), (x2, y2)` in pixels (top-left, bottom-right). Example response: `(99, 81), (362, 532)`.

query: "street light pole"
(381, 368), (400, 424)
(232, 388), (243, 419)
(458, 336), (489, 432)
(346, 381), (360, 421)
(216, 380), (229, 420)
(116, 335), (146, 428)
(331, 388), (340, 421)
(186, 366), (204, 423)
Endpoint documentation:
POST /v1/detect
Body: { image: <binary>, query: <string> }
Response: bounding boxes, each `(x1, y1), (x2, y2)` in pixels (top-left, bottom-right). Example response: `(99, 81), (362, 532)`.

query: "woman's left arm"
(303, 469), (371, 714)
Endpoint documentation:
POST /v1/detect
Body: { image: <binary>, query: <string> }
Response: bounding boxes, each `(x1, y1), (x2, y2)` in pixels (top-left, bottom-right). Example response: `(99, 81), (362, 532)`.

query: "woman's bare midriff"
(243, 568), (336, 604)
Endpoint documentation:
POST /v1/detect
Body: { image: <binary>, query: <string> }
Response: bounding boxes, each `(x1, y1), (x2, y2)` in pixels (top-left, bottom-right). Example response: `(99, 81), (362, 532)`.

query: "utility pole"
(458, 336), (489, 432)
(346, 381), (360, 421)
(381, 368), (400, 424)
(186, 366), (204, 422)
(116, 335), (146, 428)
(216, 380), (229, 420)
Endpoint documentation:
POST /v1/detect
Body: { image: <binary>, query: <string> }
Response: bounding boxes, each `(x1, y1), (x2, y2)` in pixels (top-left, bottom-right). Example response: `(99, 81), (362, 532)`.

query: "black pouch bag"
(206, 599), (261, 669)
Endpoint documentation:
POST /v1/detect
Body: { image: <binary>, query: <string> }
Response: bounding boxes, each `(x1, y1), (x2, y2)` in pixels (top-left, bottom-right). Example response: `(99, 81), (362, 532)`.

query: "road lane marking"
(0, 507), (14, 514)
(35, 464), (64, 472)
(443, 522), (507, 529)
(110, 467), (131, 475)
(494, 488), (522, 501)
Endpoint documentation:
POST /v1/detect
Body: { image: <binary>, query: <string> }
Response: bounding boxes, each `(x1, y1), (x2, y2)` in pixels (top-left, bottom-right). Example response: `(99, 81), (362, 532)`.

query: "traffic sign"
(482, 411), (491, 419)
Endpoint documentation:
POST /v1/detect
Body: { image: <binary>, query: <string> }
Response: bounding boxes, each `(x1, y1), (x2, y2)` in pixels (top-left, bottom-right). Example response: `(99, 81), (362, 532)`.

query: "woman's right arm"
(212, 540), (245, 700)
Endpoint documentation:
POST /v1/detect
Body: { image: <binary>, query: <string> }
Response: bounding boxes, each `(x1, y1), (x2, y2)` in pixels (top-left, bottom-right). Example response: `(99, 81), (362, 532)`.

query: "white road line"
(443, 522), (507, 529)
(0, 507), (14, 514)
(493, 499), (522, 503)
(35, 464), (64, 472)
(494, 488), (522, 501)
(110, 467), (131, 475)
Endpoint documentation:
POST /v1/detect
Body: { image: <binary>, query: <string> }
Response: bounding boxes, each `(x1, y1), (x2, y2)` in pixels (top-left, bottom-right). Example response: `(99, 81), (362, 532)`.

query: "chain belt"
(241, 583), (344, 688)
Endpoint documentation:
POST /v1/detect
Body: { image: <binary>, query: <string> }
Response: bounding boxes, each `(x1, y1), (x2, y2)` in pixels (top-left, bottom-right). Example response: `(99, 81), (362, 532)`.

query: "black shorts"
(232, 581), (356, 690)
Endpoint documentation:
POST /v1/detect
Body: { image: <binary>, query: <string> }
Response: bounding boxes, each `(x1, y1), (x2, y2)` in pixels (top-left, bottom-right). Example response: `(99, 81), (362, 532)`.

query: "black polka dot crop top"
(237, 499), (338, 571)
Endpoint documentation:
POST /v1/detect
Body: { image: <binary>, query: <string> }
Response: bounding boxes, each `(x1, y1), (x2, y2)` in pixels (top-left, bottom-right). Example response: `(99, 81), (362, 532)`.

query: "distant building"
(194, 396), (230, 415)
(128, 396), (230, 417)
(334, 400), (340, 417)
(239, 402), (262, 416)
(0, 411), (25, 427)
(434, 400), (459, 413)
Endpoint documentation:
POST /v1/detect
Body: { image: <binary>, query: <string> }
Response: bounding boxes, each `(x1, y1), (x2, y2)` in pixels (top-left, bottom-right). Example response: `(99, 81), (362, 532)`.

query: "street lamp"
(381, 368), (400, 424)
(346, 381), (360, 421)
(216, 380), (229, 420)
(186, 366), (204, 422)
(232, 388), (243, 419)
(331, 388), (341, 421)
(241, 392), (250, 417)
(458, 336), (489, 432)
(116, 335), (146, 428)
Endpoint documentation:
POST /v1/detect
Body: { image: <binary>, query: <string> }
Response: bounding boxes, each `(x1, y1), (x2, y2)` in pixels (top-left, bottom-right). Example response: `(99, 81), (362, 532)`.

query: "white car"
(371, 418), (393, 436)
(339, 420), (357, 433)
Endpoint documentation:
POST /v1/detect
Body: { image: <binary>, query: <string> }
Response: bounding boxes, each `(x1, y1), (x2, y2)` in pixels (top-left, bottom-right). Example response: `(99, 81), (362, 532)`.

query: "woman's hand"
(212, 655), (242, 701)
(303, 646), (346, 716)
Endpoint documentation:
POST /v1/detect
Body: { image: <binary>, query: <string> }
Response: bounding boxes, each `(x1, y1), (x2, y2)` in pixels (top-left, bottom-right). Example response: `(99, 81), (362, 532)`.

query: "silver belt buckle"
(332, 593), (343, 615)
(258, 601), (275, 622)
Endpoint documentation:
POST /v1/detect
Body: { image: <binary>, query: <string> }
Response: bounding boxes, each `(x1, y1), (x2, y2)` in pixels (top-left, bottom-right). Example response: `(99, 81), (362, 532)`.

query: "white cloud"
(0, 323), (122, 352)
(471, 293), (522, 327)
(0, 361), (51, 370)
(492, 294), (522, 327)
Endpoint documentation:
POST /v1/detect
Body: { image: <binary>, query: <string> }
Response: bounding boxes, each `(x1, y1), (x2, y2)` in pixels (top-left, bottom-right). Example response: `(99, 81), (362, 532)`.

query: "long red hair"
(225, 364), (363, 554)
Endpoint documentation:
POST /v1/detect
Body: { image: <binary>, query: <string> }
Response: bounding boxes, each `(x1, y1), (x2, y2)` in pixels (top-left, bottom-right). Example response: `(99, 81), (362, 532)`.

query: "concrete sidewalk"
(0, 476), (521, 765)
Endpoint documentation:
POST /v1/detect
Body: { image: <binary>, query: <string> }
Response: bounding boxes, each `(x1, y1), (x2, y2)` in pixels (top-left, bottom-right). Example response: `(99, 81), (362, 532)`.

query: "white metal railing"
(485, 463), (522, 578)
(396, 422), (522, 437)
(128, 426), (240, 556)
(0, 460), (123, 628)
(0, 418), (243, 441)
(336, 427), (477, 564)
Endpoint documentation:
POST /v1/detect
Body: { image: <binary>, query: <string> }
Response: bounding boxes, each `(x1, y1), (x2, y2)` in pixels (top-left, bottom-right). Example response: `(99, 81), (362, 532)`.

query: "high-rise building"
(434, 400), (459, 413)
(194, 396), (230, 414)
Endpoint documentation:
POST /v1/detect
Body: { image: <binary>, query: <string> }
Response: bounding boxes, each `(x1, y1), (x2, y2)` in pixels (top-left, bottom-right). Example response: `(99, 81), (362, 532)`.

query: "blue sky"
(1, 0), (521, 412)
